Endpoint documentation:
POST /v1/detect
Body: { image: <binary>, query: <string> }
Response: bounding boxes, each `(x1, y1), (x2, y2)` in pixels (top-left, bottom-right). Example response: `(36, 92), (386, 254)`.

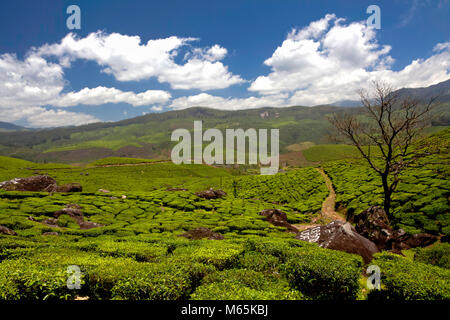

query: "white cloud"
(37, 31), (244, 90)
(26, 108), (99, 127)
(0, 105), (99, 128)
(0, 46), (171, 127)
(0, 53), (64, 108)
(0, 53), (99, 127)
(151, 105), (163, 112)
(249, 15), (450, 105)
(53, 87), (171, 107)
(168, 93), (288, 111)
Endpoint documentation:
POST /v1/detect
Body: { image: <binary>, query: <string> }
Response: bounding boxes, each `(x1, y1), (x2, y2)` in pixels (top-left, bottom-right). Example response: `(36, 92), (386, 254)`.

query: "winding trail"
(293, 167), (344, 231)
(315, 167), (345, 222)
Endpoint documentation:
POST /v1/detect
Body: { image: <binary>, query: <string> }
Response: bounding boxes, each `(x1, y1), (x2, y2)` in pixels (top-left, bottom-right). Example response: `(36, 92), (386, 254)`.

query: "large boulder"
(195, 188), (226, 199)
(258, 209), (298, 233)
(355, 206), (438, 252)
(0, 175), (82, 193)
(354, 206), (394, 250)
(179, 227), (224, 240)
(296, 220), (379, 264)
(0, 225), (17, 236)
(0, 175), (57, 192)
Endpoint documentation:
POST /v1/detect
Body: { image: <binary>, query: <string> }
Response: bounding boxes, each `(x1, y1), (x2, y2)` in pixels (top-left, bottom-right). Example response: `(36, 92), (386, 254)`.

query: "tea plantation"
(0, 129), (449, 300)
(322, 129), (450, 236)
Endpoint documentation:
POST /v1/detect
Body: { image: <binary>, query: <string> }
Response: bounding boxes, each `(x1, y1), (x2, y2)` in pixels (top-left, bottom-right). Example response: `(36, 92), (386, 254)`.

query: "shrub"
(281, 245), (363, 300)
(413, 243), (450, 269)
(369, 252), (450, 300)
(191, 269), (303, 300)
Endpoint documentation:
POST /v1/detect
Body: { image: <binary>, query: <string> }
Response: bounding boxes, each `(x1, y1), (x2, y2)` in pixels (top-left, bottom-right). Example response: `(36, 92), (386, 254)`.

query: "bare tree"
(330, 81), (438, 220)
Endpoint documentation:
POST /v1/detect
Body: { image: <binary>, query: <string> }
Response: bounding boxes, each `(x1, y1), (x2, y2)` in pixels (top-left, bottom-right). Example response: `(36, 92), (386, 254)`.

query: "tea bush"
(369, 252), (450, 300)
(282, 245), (363, 300)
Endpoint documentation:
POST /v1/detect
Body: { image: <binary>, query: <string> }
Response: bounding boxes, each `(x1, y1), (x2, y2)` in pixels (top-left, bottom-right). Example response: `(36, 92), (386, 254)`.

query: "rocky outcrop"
(0, 225), (17, 236)
(354, 206), (438, 252)
(353, 206), (393, 250)
(0, 175), (57, 191)
(0, 175), (82, 193)
(195, 188), (227, 199)
(179, 227), (224, 240)
(258, 209), (298, 233)
(296, 220), (379, 264)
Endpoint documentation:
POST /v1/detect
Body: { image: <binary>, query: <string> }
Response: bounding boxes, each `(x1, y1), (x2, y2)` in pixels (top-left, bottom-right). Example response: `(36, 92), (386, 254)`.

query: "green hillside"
(0, 129), (449, 300)
(0, 102), (448, 164)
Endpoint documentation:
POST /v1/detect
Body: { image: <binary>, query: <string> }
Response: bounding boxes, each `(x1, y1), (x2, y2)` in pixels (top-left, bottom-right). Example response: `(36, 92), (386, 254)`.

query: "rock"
(54, 204), (84, 224)
(296, 220), (379, 264)
(0, 225), (17, 236)
(392, 232), (439, 252)
(56, 183), (82, 192)
(258, 209), (298, 233)
(355, 206), (438, 252)
(98, 189), (111, 193)
(179, 227), (224, 240)
(354, 206), (393, 251)
(79, 221), (103, 230)
(53, 204), (103, 229)
(121, 195), (127, 199)
(0, 175), (82, 193)
(42, 232), (59, 236)
(0, 175), (57, 192)
(42, 218), (60, 228)
(195, 188), (227, 199)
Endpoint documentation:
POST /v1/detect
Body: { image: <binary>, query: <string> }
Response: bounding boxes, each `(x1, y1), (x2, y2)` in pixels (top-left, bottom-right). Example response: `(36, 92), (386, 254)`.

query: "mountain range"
(0, 80), (448, 163)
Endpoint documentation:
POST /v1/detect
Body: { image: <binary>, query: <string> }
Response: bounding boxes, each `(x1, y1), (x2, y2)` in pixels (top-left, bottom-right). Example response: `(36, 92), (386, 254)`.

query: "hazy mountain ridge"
(0, 80), (449, 163)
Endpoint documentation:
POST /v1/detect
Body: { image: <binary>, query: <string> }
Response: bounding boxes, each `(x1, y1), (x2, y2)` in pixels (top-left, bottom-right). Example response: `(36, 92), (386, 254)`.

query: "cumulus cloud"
(249, 14), (450, 105)
(53, 87), (171, 107)
(26, 108), (99, 127)
(168, 93), (288, 111)
(0, 44), (171, 127)
(0, 53), (64, 108)
(37, 31), (244, 90)
(0, 105), (99, 128)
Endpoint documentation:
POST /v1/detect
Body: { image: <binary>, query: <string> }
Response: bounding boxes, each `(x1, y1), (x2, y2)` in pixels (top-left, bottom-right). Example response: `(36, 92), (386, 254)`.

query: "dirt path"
(96, 160), (171, 167)
(315, 167), (345, 222)
(293, 167), (344, 231)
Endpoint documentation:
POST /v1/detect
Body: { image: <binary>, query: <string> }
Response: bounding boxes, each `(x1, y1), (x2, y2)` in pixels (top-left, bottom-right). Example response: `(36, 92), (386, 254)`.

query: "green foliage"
(303, 144), (363, 162)
(89, 157), (161, 166)
(191, 269), (304, 300)
(413, 243), (450, 269)
(322, 148), (450, 236)
(369, 252), (450, 300)
(282, 245), (363, 300)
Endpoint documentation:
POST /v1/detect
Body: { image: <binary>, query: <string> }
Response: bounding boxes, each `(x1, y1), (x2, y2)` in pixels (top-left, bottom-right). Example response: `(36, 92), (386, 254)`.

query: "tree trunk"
(381, 174), (392, 220)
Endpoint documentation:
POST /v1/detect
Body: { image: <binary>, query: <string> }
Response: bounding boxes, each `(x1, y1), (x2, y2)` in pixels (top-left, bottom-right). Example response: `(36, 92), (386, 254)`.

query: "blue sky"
(0, 0), (449, 127)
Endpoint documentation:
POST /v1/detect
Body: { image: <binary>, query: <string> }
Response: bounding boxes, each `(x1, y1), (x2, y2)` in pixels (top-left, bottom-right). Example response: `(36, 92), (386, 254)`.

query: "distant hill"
(331, 78), (450, 107)
(395, 79), (450, 103)
(0, 105), (348, 162)
(0, 79), (448, 163)
(0, 121), (27, 132)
